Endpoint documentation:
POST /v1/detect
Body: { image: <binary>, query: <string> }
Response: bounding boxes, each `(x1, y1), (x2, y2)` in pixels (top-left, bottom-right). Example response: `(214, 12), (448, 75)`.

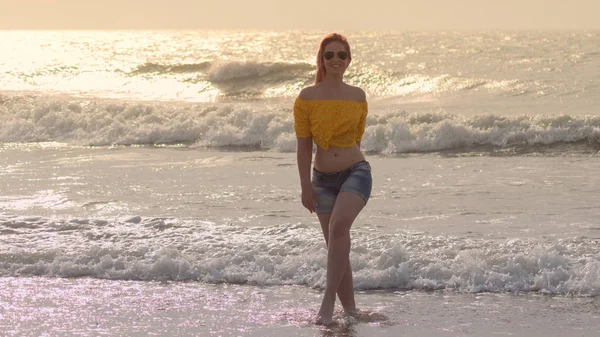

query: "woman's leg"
(316, 213), (356, 312)
(316, 192), (365, 324)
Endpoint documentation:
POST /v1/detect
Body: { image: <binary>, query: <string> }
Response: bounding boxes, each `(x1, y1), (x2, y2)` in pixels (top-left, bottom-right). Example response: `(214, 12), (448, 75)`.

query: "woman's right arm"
(296, 137), (313, 188)
(293, 90), (316, 213)
(296, 137), (316, 213)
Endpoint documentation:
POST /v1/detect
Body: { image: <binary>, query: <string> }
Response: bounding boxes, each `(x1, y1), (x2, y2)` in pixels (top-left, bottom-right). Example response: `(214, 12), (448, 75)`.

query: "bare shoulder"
(346, 85), (367, 102)
(298, 86), (317, 100)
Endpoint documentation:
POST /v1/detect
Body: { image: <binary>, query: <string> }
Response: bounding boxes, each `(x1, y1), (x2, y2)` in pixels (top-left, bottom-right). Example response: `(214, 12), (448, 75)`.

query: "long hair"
(315, 33), (352, 84)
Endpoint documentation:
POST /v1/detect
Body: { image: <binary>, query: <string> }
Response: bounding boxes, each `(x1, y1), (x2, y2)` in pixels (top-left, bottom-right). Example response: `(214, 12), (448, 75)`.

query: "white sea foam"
(1, 94), (599, 154)
(1, 217), (599, 296)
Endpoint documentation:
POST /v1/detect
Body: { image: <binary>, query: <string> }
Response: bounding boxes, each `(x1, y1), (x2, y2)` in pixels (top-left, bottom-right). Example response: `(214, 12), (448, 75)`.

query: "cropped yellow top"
(293, 97), (368, 150)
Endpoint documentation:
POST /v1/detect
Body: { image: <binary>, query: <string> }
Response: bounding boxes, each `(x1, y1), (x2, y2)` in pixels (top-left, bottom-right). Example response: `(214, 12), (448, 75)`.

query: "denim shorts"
(311, 160), (373, 214)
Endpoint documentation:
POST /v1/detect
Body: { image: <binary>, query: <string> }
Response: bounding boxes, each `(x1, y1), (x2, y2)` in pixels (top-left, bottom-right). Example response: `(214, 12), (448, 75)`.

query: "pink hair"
(315, 33), (352, 84)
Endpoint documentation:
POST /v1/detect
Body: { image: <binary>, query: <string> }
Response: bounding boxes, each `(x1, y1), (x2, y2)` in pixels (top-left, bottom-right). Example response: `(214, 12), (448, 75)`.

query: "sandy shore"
(1, 277), (599, 336)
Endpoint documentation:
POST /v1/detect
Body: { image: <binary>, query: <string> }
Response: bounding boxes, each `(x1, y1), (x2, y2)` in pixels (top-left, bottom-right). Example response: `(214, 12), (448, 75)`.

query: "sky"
(1, 0), (599, 30)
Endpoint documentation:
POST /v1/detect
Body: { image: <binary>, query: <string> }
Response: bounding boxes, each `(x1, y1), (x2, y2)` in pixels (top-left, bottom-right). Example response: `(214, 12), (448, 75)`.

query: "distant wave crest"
(128, 60), (315, 96)
(207, 61), (314, 82)
(130, 61), (212, 74)
(129, 61), (314, 79)
(205, 61), (314, 96)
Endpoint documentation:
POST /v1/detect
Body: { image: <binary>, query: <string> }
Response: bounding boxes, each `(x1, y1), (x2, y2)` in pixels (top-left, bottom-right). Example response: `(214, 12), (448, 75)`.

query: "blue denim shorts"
(311, 160), (373, 214)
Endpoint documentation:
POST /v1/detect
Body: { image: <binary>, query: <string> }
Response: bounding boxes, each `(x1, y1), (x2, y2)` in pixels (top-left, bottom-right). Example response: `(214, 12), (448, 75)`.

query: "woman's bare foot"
(343, 307), (358, 316)
(315, 292), (336, 325)
(315, 314), (334, 326)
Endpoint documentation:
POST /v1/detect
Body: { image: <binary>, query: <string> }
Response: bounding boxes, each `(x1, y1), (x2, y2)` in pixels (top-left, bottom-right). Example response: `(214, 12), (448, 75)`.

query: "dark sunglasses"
(323, 51), (349, 60)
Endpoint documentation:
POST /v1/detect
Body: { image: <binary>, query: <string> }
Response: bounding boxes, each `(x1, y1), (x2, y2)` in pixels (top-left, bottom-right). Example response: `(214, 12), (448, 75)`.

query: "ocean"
(1, 30), (600, 336)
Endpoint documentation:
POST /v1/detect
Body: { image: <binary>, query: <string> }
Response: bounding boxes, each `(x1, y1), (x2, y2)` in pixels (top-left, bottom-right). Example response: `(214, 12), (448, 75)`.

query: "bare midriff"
(314, 144), (365, 173)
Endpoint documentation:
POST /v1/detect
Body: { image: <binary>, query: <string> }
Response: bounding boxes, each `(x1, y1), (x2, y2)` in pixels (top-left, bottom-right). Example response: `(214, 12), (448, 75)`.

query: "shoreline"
(2, 277), (599, 336)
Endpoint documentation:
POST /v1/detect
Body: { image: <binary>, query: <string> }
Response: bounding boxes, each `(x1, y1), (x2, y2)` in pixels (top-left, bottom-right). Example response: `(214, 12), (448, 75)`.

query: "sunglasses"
(323, 51), (349, 61)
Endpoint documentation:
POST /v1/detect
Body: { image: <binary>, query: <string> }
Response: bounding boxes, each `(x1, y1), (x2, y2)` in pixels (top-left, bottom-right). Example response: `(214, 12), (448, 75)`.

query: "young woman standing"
(293, 33), (372, 325)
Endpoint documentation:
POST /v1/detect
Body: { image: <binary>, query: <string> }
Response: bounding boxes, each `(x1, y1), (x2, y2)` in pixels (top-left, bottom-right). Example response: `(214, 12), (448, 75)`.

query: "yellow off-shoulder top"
(293, 97), (368, 150)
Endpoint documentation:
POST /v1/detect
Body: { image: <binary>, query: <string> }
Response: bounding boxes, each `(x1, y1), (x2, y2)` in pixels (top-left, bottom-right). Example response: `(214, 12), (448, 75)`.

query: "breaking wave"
(1, 94), (599, 154)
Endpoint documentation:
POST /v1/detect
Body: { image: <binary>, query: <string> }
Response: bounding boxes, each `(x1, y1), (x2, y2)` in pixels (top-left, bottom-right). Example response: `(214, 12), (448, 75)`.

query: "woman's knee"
(328, 218), (351, 240)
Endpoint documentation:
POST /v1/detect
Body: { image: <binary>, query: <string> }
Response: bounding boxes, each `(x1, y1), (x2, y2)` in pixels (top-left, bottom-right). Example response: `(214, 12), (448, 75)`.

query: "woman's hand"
(301, 185), (317, 213)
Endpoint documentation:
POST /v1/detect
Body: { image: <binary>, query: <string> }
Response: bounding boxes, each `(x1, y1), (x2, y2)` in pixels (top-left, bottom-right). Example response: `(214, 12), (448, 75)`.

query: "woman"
(293, 33), (372, 325)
